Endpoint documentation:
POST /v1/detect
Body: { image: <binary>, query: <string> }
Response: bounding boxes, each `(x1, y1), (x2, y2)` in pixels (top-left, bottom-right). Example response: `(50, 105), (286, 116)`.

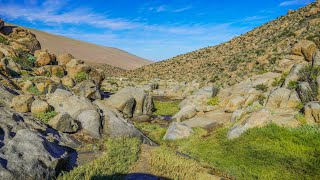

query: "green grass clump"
(150, 147), (214, 180)
(27, 85), (42, 95)
(34, 111), (57, 123)
(288, 80), (298, 90)
(207, 96), (219, 106)
(176, 124), (320, 179)
(74, 72), (89, 83)
(134, 122), (167, 144)
(0, 35), (10, 45)
(58, 137), (141, 180)
(254, 83), (268, 92)
(12, 49), (36, 69)
(153, 100), (180, 116)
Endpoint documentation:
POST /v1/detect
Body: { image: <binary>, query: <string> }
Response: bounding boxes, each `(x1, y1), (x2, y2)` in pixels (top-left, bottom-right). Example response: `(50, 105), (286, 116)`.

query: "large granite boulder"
(48, 112), (79, 133)
(0, 107), (76, 179)
(11, 94), (34, 113)
(94, 100), (157, 146)
(265, 88), (300, 111)
(72, 80), (98, 99)
(105, 87), (154, 118)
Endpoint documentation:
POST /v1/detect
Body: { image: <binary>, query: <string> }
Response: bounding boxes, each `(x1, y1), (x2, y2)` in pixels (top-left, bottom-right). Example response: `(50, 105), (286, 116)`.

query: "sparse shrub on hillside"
(13, 49), (36, 70)
(34, 111), (57, 124)
(27, 85), (41, 95)
(207, 97), (219, 106)
(288, 81), (298, 90)
(254, 84), (268, 92)
(0, 35), (10, 45)
(297, 65), (320, 102)
(257, 94), (266, 105)
(74, 72), (89, 83)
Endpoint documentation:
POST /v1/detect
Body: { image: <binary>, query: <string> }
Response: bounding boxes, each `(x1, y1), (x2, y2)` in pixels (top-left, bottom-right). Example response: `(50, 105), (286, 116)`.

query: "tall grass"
(58, 137), (141, 180)
(176, 124), (320, 179)
(150, 147), (214, 180)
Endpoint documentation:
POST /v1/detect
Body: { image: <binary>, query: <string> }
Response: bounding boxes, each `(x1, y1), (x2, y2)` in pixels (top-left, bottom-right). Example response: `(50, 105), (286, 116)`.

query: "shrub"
(295, 113), (306, 124)
(207, 97), (219, 106)
(34, 111), (57, 124)
(74, 72), (89, 83)
(27, 85), (42, 96)
(297, 65), (320, 103)
(288, 81), (298, 90)
(58, 137), (140, 180)
(0, 35), (10, 45)
(257, 94), (266, 105)
(254, 83), (268, 92)
(12, 49), (36, 69)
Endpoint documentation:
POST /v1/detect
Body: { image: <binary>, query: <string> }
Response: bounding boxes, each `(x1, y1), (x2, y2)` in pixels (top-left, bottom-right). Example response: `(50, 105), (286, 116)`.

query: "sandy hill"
(22, 26), (152, 70)
(126, 1), (320, 85)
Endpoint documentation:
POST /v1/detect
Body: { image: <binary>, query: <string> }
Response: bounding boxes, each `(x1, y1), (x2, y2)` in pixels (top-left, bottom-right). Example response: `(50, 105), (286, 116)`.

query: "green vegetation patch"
(74, 72), (89, 83)
(135, 122), (167, 144)
(153, 100), (180, 116)
(176, 124), (320, 179)
(150, 146), (213, 180)
(27, 85), (42, 95)
(254, 83), (268, 92)
(12, 49), (36, 69)
(34, 111), (57, 124)
(207, 97), (219, 106)
(58, 137), (141, 180)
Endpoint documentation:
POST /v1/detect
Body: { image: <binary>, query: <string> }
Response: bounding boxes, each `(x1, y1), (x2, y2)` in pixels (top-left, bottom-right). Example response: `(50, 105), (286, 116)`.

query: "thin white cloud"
(280, 0), (313, 6)
(172, 6), (193, 13)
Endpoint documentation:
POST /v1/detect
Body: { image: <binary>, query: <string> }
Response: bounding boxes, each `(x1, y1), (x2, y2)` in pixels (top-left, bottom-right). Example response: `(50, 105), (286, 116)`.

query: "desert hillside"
(24, 25), (152, 70)
(127, 2), (320, 85)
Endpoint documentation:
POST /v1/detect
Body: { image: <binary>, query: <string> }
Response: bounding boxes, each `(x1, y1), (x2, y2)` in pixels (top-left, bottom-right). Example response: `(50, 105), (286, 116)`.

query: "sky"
(0, 0), (315, 61)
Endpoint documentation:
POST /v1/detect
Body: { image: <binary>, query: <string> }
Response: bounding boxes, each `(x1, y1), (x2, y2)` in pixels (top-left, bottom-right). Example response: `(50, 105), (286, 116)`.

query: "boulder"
(2, 129), (73, 179)
(163, 122), (194, 140)
(93, 100), (157, 145)
(227, 109), (271, 139)
(31, 99), (50, 114)
(50, 75), (61, 83)
(49, 112), (79, 133)
(0, 84), (18, 107)
(89, 69), (104, 86)
(0, 57), (21, 76)
(57, 53), (74, 66)
(265, 88), (300, 110)
(77, 110), (102, 139)
(105, 87), (154, 118)
(35, 51), (55, 67)
(291, 40), (317, 61)
(72, 80), (98, 98)
(172, 105), (197, 121)
(11, 94), (34, 113)
(312, 50), (320, 66)
(61, 76), (75, 88)
(225, 96), (246, 113)
(8, 27), (41, 53)
(304, 102), (320, 124)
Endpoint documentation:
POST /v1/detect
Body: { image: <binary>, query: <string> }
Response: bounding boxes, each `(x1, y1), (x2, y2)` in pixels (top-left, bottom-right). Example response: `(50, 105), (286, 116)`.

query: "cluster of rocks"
(0, 20), (160, 179)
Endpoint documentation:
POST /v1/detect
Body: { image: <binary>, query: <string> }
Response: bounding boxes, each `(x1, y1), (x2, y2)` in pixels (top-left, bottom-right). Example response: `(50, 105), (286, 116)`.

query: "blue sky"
(0, 0), (315, 61)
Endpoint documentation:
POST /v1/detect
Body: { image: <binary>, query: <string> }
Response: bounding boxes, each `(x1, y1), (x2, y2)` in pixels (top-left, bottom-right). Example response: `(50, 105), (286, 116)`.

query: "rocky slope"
(5, 23), (152, 70)
(126, 1), (320, 86)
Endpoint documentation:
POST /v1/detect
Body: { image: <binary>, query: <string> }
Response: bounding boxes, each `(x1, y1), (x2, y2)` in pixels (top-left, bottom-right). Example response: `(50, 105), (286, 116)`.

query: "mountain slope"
(25, 27), (152, 70)
(126, 1), (320, 85)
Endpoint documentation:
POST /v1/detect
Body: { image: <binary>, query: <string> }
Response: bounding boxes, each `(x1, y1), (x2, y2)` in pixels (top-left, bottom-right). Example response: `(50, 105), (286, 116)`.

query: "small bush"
(207, 96), (219, 106)
(295, 113), (306, 124)
(257, 94), (266, 105)
(288, 81), (298, 90)
(74, 72), (89, 83)
(0, 35), (10, 45)
(297, 65), (320, 103)
(254, 83), (268, 92)
(34, 111), (57, 124)
(12, 49), (36, 69)
(27, 85), (42, 95)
